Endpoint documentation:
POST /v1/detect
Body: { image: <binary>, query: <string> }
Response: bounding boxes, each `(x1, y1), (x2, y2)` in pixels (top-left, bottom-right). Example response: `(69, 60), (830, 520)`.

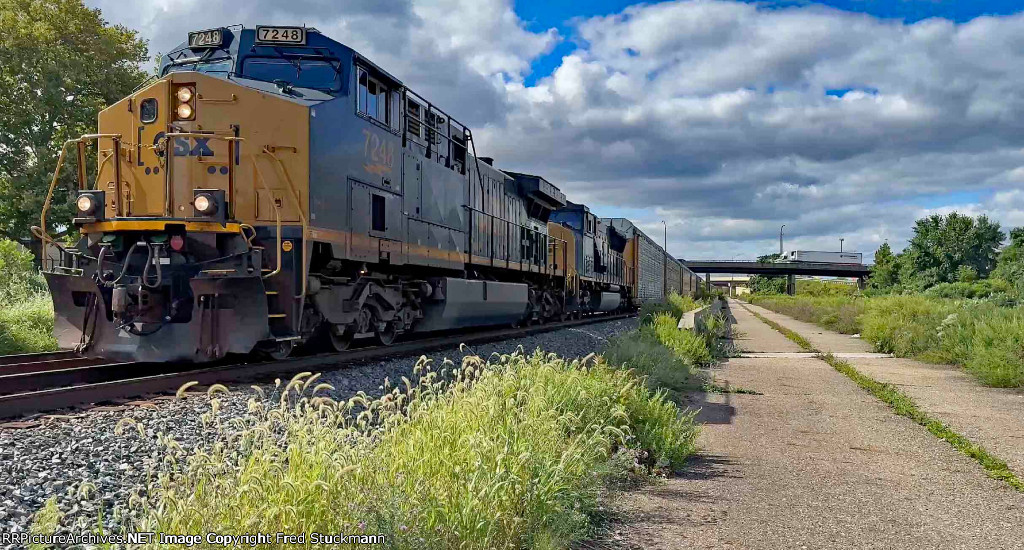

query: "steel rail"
(0, 313), (635, 420)
(0, 351), (77, 367)
(0, 356), (112, 376)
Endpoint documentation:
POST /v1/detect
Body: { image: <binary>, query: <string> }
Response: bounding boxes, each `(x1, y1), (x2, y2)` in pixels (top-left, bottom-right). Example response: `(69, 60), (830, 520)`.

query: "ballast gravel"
(0, 317), (636, 545)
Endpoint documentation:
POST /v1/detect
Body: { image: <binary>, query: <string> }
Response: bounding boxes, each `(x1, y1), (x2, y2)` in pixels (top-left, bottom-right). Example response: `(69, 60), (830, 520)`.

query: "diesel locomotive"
(37, 25), (701, 362)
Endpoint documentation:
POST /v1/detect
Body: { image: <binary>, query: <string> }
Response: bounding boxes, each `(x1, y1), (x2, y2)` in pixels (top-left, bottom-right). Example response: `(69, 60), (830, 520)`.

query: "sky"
(85, 0), (1024, 262)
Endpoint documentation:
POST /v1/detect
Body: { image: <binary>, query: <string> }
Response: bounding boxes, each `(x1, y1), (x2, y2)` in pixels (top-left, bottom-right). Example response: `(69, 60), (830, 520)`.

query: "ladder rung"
(265, 291), (278, 295)
(268, 314), (287, 318)
(275, 336), (302, 342)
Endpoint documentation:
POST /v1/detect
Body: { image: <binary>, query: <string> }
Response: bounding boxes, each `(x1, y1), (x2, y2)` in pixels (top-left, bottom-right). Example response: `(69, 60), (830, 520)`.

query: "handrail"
(39, 134), (123, 247)
(262, 146), (308, 299)
(250, 157), (283, 279)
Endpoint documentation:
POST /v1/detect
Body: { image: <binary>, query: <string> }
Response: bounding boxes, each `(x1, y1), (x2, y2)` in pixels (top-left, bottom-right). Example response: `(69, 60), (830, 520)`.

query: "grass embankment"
(746, 307), (1024, 493)
(46, 296), (713, 550)
(749, 293), (1024, 388)
(124, 357), (699, 549)
(0, 240), (57, 355)
(606, 294), (728, 400)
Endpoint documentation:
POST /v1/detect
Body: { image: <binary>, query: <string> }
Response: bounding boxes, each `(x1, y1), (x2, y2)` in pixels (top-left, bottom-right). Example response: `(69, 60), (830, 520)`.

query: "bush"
(923, 279), (1015, 303)
(795, 279), (859, 297)
(966, 311), (1024, 388)
(638, 293), (703, 323)
(0, 295), (56, 355)
(0, 239), (56, 354)
(130, 352), (699, 549)
(860, 295), (959, 357)
(0, 239), (48, 304)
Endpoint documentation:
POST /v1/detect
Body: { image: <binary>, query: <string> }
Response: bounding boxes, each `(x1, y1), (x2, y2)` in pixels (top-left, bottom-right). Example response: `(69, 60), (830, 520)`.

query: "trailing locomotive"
(37, 25), (701, 363)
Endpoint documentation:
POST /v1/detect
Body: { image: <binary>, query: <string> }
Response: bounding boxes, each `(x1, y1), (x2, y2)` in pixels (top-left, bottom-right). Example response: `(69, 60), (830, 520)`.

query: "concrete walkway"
(726, 301), (805, 353)
(739, 299), (1024, 481)
(740, 300), (874, 353)
(612, 300), (1024, 550)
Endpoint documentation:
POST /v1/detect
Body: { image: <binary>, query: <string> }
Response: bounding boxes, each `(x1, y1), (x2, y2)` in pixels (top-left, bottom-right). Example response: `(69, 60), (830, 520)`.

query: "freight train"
(36, 25), (701, 362)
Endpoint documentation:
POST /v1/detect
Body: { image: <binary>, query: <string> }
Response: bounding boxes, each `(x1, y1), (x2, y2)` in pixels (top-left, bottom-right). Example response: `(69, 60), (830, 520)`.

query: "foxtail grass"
(106, 350), (698, 550)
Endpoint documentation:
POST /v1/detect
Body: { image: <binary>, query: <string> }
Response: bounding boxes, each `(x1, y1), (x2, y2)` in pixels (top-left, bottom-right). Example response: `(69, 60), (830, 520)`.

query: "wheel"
(374, 321), (397, 346)
(264, 340), (294, 361)
(328, 324), (354, 352)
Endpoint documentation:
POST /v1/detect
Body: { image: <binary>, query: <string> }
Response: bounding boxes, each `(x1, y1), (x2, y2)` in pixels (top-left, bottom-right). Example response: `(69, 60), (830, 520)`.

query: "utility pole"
(840, 238), (844, 252)
(779, 224), (786, 256)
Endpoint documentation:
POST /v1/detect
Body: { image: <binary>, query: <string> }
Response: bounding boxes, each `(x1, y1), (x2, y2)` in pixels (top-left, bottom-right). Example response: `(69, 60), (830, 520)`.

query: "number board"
(188, 28), (224, 49)
(255, 26), (306, 46)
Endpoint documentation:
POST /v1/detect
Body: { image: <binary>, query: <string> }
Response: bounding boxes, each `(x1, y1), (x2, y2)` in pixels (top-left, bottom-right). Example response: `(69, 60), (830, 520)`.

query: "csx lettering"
(172, 137), (214, 157)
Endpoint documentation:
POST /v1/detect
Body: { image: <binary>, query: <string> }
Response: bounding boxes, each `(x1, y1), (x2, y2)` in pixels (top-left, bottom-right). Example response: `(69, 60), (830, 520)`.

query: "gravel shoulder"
(0, 318), (636, 545)
(610, 301), (1024, 550)
(741, 299), (1024, 481)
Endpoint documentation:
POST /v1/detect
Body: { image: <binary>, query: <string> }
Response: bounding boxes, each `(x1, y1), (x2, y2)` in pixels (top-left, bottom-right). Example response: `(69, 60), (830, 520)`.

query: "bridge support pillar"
(705, 273), (711, 295)
(858, 276), (867, 290)
(786, 274), (796, 295)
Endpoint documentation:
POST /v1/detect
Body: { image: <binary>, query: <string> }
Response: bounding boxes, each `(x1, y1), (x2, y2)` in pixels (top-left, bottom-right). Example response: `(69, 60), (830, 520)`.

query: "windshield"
(243, 58), (340, 91)
(164, 59), (233, 76)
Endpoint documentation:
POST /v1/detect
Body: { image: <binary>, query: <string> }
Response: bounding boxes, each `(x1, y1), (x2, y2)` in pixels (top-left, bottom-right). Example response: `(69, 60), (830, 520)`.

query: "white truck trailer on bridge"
(785, 250), (863, 264)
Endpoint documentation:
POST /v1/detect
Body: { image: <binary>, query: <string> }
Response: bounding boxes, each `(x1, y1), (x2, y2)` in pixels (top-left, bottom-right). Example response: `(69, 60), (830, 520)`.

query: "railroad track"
(0, 351), (110, 375)
(0, 313), (635, 421)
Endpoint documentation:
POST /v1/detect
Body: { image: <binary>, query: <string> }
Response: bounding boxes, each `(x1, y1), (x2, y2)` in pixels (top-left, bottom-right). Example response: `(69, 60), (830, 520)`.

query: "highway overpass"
(680, 260), (871, 295)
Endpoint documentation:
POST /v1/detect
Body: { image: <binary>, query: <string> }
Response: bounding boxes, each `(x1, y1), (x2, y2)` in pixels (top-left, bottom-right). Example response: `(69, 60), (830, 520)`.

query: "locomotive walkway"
(611, 299), (1024, 549)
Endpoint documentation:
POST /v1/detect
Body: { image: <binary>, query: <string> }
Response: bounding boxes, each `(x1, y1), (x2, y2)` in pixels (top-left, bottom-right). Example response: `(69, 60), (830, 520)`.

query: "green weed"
(122, 351), (699, 550)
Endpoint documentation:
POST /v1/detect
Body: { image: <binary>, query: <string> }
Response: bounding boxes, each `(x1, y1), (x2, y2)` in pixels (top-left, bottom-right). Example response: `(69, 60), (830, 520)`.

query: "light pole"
(840, 238), (844, 252)
(779, 224), (786, 256)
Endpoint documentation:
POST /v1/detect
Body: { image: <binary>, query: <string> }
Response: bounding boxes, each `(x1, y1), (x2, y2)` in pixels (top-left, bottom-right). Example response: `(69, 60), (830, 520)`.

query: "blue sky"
(93, 0), (1024, 261)
(518, 0), (1024, 86)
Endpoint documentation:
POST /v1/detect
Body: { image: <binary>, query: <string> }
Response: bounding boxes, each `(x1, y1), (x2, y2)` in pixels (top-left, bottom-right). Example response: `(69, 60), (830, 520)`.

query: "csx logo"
(152, 132), (215, 157)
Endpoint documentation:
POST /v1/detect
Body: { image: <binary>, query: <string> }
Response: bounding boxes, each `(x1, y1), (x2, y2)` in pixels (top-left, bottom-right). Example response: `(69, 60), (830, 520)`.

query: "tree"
(992, 227), (1024, 295)
(749, 253), (787, 294)
(0, 0), (148, 241)
(904, 212), (1004, 287)
(868, 241), (899, 289)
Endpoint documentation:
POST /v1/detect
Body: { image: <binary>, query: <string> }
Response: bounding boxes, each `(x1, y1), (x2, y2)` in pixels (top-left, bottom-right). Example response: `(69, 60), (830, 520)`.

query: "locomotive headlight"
(176, 86), (193, 103)
(174, 85), (196, 120)
(176, 103), (194, 120)
(76, 194), (97, 215)
(193, 193), (216, 215)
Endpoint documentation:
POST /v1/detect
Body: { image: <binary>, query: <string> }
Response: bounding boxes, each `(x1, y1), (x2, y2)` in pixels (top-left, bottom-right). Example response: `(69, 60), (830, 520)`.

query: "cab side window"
(357, 66), (391, 127)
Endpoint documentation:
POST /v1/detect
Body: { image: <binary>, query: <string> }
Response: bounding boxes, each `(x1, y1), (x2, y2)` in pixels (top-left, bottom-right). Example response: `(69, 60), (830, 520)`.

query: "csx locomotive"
(38, 25), (701, 362)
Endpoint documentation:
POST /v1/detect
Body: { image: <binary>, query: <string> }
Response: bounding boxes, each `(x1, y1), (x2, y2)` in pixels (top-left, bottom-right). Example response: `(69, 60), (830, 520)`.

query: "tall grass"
(751, 293), (1024, 388)
(748, 295), (865, 334)
(0, 295), (57, 355)
(123, 351), (699, 550)
(0, 239), (57, 354)
(602, 311), (718, 401)
(639, 293), (704, 323)
(795, 279), (858, 297)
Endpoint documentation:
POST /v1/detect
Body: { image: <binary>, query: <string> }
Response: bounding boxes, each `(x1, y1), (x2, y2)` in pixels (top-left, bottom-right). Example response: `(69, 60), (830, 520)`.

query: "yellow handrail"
(250, 156), (283, 279)
(39, 134), (123, 247)
(262, 146), (308, 299)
